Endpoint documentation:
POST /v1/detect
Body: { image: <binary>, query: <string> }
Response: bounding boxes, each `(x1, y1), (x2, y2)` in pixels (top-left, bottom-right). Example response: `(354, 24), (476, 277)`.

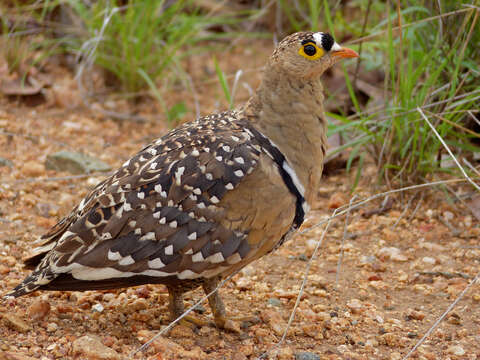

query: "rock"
(46, 322), (58, 332)
(128, 298), (148, 312)
(422, 256), (436, 265)
(379, 333), (400, 347)
(21, 161), (45, 177)
(35, 203), (59, 217)
(235, 277), (252, 290)
(346, 298), (364, 314)
(28, 299), (51, 321)
(271, 346), (294, 360)
(168, 324), (195, 338)
(443, 211), (454, 221)
(327, 192), (347, 209)
(405, 309), (425, 321)
(267, 298), (282, 307)
(0, 157), (13, 167)
(447, 345), (465, 356)
(295, 352), (321, 360)
(1, 313), (32, 333)
(72, 335), (120, 360)
(306, 239), (317, 252)
(378, 247), (408, 262)
(92, 303), (104, 313)
(0, 352), (38, 360)
(390, 352), (402, 360)
(260, 309), (288, 336)
(0, 264), (10, 274)
(45, 151), (111, 174)
(134, 286), (150, 298)
(137, 330), (208, 359)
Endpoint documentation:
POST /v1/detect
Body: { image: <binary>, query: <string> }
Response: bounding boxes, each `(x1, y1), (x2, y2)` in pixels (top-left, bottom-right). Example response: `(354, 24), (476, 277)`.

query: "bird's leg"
(202, 276), (240, 333)
(166, 284), (207, 329)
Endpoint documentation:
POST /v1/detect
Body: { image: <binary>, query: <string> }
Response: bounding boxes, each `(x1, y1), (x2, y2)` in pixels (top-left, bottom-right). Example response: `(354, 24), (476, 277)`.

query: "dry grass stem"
(418, 107), (480, 191)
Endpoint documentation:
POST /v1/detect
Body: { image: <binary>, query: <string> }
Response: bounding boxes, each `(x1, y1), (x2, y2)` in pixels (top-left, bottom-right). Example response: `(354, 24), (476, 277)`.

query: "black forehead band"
(321, 33), (335, 51)
(301, 33), (335, 51)
(301, 39), (315, 46)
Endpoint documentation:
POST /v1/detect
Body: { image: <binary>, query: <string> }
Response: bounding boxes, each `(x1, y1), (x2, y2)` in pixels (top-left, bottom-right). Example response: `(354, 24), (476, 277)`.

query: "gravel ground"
(0, 43), (479, 360)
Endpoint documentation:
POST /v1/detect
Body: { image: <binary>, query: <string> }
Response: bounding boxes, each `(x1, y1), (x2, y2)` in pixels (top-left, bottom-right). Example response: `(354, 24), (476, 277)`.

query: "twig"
(335, 195), (357, 287)
(391, 192), (416, 228)
(130, 271), (239, 357)
(255, 177), (471, 360)
(418, 271), (472, 280)
(258, 207), (339, 359)
(0, 129), (39, 143)
(417, 107), (480, 192)
(463, 158), (480, 178)
(348, 8), (472, 45)
(75, 4), (147, 123)
(353, 0), (372, 88)
(301, 178), (470, 237)
(11, 172), (112, 185)
(442, 178), (480, 222)
(467, 110), (480, 126)
(407, 192), (424, 222)
(230, 70), (243, 107)
(401, 271), (479, 360)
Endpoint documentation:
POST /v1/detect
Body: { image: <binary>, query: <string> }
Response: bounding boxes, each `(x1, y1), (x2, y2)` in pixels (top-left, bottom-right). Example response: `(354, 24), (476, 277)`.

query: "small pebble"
(464, 215), (472, 228)
(260, 309), (288, 336)
(295, 352), (321, 360)
(73, 334), (120, 360)
(272, 346), (294, 360)
(235, 277), (251, 290)
(443, 211), (454, 221)
(378, 247), (408, 262)
(447, 345), (465, 356)
(46, 322), (58, 332)
(346, 299), (363, 314)
(306, 239), (316, 251)
(327, 192), (347, 209)
(92, 303), (104, 312)
(0, 157), (13, 167)
(2, 313), (32, 333)
(240, 265), (255, 276)
(28, 299), (51, 321)
(21, 161), (45, 177)
(390, 352), (402, 360)
(297, 253), (308, 261)
(193, 304), (206, 314)
(267, 298), (282, 307)
(422, 257), (436, 265)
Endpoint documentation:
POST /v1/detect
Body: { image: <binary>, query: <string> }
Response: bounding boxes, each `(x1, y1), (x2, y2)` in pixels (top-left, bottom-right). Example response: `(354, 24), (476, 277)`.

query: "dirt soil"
(0, 38), (479, 360)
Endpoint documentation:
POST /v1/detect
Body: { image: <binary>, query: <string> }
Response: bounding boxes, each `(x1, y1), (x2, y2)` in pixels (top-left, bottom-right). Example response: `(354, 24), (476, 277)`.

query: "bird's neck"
(242, 67), (328, 205)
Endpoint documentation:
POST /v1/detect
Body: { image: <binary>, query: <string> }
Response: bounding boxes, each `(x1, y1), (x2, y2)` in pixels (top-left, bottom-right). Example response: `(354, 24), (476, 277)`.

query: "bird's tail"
(4, 269), (57, 299)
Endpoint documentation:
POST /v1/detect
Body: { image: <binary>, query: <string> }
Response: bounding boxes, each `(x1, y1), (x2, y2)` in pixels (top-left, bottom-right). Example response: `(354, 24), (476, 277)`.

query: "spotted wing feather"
(8, 111), (262, 297)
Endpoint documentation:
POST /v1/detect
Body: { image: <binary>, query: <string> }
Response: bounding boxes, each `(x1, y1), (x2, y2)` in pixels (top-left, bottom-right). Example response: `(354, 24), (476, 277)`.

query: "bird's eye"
(298, 41), (324, 60)
(304, 44), (316, 56)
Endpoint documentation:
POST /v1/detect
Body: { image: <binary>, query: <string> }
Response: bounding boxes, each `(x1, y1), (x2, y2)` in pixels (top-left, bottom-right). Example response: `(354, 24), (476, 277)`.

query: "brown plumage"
(6, 31), (358, 330)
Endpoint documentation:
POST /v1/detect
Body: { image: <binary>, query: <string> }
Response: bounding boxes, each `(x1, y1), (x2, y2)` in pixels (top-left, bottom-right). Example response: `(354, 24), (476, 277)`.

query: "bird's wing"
(10, 111), (297, 296)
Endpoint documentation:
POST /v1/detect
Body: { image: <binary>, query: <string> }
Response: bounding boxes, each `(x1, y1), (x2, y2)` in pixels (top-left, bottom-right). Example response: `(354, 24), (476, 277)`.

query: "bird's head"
(269, 31), (358, 78)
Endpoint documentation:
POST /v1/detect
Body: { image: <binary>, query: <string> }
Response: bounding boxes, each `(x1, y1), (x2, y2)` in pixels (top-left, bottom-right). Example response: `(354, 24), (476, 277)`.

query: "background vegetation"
(1, 0), (479, 186)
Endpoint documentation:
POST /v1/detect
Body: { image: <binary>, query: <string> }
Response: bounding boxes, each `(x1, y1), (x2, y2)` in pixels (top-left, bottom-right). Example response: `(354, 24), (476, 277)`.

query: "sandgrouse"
(6, 32), (358, 331)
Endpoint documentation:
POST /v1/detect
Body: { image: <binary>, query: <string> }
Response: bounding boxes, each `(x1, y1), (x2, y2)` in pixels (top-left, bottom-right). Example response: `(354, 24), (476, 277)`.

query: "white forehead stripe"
(313, 32), (324, 45)
(313, 32), (342, 51)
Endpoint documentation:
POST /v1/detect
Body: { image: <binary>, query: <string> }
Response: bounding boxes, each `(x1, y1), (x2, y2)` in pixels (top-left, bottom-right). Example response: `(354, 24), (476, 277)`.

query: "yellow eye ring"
(298, 43), (324, 60)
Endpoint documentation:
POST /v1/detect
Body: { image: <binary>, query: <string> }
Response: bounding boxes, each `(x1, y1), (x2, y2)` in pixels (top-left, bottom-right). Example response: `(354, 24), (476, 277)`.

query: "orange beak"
(332, 47), (359, 58)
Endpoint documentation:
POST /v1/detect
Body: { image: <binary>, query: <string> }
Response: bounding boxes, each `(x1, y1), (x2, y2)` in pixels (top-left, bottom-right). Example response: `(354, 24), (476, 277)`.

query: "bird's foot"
(211, 314), (242, 333)
(172, 314), (209, 330)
